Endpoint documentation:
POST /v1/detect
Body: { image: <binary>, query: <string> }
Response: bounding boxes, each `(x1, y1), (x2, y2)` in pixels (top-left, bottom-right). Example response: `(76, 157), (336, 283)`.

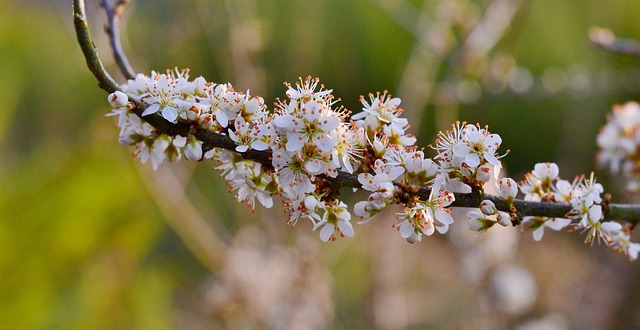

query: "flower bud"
(468, 218), (484, 232)
(371, 138), (387, 157)
(497, 178), (518, 201)
(377, 181), (396, 200)
(467, 210), (495, 233)
(479, 200), (497, 215)
(369, 194), (387, 211)
(184, 136), (203, 161)
(187, 105), (202, 121)
(354, 201), (373, 218)
(200, 113), (214, 129)
(476, 164), (492, 183)
(533, 162), (559, 181)
(108, 91), (128, 108)
(497, 211), (511, 226)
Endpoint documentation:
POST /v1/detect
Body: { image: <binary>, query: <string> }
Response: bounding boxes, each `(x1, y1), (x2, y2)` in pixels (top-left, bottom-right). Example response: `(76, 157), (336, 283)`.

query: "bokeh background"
(4, 0), (640, 328)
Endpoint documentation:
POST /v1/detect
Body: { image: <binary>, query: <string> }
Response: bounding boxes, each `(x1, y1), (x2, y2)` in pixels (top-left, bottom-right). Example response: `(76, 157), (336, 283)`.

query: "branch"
(125, 113), (640, 224)
(73, 0), (121, 93)
(102, 0), (136, 80)
(73, 0), (640, 226)
(590, 27), (640, 57)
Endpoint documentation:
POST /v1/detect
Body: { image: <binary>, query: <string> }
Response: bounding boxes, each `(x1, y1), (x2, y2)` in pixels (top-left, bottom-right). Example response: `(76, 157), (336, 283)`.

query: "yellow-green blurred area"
(4, 0), (640, 328)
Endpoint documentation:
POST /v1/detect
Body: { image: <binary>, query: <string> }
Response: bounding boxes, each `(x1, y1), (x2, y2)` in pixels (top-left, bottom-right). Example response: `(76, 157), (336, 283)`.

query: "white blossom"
(313, 201), (354, 242)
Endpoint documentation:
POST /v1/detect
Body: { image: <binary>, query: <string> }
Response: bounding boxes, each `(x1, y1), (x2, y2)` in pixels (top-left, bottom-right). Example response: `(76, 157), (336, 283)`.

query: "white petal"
(305, 160), (322, 174)
(338, 221), (355, 237)
(601, 221), (622, 235)
(172, 136), (187, 147)
(532, 226), (544, 241)
(453, 142), (471, 157)
(319, 224), (335, 242)
(162, 106), (178, 122)
(465, 153), (480, 168)
(315, 136), (336, 152)
(251, 140), (269, 151)
(435, 223), (449, 234)
(342, 155), (354, 173)
(589, 205), (603, 222)
(354, 201), (372, 219)
(214, 109), (228, 127)
(285, 133), (306, 152)
(421, 221), (435, 236)
(272, 114), (293, 129)
(484, 153), (501, 167)
(228, 129), (240, 143)
(388, 166), (405, 181)
(399, 221), (414, 238)
(351, 111), (367, 120)
(468, 218), (483, 232)
(323, 116), (341, 131)
(257, 192), (273, 208)
(544, 218), (571, 231)
(142, 104), (160, 116)
(628, 243), (640, 261)
(435, 209), (454, 225)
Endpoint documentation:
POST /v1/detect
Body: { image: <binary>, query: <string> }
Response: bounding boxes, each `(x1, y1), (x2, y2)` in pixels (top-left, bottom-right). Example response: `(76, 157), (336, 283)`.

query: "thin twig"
(102, 0), (136, 79)
(73, 0), (640, 226)
(138, 164), (228, 273)
(590, 27), (640, 57)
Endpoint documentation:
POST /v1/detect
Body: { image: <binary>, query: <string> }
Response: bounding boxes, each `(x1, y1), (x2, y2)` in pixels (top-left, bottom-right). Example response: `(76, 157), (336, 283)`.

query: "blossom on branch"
(597, 101), (640, 193)
(103, 70), (638, 259)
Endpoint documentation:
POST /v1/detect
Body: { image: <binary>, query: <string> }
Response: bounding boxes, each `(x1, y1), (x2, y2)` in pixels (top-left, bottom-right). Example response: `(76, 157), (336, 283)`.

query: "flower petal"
(142, 104), (160, 116)
(338, 221), (355, 237)
(319, 223), (335, 242)
(435, 209), (454, 225)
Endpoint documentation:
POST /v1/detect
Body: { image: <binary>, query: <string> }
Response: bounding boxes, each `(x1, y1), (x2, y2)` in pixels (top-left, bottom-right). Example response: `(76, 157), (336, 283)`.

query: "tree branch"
(73, 0), (121, 93)
(102, 0), (136, 80)
(590, 27), (640, 57)
(73, 0), (640, 226)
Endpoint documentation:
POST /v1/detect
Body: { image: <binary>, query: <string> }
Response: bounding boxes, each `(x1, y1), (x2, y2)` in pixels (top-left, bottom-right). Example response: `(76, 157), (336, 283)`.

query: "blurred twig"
(102, 0), (136, 80)
(590, 27), (640, 57)
(137, 164), (228, 272)
(223, 0), (265, 92)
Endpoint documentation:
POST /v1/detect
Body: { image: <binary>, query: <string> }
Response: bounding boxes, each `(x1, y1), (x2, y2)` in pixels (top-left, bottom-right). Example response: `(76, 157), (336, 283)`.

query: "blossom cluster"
(517, 163), (639, 260)
(106, 70), (638, 260)
(107, 69), (267, 170)
(597, 101), (640, 193)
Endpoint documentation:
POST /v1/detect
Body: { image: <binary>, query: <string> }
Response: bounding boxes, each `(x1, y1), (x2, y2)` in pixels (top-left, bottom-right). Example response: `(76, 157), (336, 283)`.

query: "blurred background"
(3, 0), (640, 328)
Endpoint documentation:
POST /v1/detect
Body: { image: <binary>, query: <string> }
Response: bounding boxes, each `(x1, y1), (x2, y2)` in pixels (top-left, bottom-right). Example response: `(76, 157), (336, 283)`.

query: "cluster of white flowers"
(106, 70), (638, 259)
(433, 121), (505, 193)
(517, 163), (639, 260)
(107, 68), (267, 170)
(597, 101), (640, 193)
(107, 72), (507, 243)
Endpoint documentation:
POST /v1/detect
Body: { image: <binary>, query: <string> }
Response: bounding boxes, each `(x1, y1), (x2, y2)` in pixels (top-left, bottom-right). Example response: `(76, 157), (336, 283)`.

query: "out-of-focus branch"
(590, 27), (640, 57)
(138, 164), (228, 272)
(462, 0), (524, 64)
(73, 0), (120, 93)
(74, 0), (640, 226)
(102, 0), (136, 80)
